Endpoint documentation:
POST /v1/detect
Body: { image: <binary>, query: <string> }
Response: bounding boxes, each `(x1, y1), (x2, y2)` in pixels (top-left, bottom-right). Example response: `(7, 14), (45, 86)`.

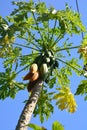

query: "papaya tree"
(0, 0), (87, 130)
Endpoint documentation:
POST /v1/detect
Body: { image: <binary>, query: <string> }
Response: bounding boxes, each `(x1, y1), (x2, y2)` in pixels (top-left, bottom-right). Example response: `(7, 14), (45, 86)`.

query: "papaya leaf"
(28, 121), (64, 130)
(75, 80), (87, 100)
(48, 77), (56, 88)
(54, 68), (70, 87)
(33, 88), (54, 123)
(54, 87), (77, 113)
(28, 123), (47, 130)
(0, 71), (24, 100)
(52, 121), (64, 130)
(28, 123), (41, 130)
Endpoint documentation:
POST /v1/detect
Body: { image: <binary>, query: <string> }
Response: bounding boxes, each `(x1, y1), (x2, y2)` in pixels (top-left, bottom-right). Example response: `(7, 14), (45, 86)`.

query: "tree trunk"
(15, 79), (43, 130)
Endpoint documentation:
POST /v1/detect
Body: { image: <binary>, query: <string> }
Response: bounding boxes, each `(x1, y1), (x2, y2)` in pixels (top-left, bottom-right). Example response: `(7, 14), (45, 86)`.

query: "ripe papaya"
(30, 63), (38, 73)
(30, 71), (39, 82)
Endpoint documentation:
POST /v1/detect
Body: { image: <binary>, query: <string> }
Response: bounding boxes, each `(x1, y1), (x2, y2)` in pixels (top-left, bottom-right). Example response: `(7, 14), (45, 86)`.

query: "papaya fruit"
(55, 60), (59, 68)
(40, 63), (48, 75)
(45, 57), (50, 63)
(40, 63), (48, 80)
(45, 50), (52, 57)
(34, 55), (42, 66)
(30, 63), (38, 73)
(30, 71), (39, 82)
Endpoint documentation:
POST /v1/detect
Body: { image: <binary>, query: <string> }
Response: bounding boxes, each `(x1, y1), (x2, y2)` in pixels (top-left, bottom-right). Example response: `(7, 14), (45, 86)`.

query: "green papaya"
(54, 60), (59, 68)
(47, 51), (52, 57)
(40, 63), (48, 80)
(49, 57), (55, 66)
(45, 50), (52, 57)
(34, 55), (43, 67)
(45, 57), (50, 63)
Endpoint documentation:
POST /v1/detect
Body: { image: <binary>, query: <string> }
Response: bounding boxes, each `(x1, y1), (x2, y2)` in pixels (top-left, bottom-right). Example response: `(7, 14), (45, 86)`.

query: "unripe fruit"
(40, 63), (48, 80)
(45, 57), (50, 63)
(40, 63), (48, 75)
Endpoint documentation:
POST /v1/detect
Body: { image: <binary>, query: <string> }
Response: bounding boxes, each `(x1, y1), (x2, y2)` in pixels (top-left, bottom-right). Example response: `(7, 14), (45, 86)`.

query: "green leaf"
(52, 121), (64, 130)
(28, 123), (41, 130)
(33, 88), (54, 123)
(54, 68), (70, 87)
(48, 77), (56, 88)
(28, 121), (64, 130)
(0, 70), (24, 100)
(75, 80), (87, 100)
(28, 123), (47, 130)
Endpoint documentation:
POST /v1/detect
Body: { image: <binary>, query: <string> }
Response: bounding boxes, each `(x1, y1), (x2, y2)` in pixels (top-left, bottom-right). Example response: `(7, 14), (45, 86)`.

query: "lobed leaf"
(75, 80), (87, 100)
(33, 88), (54, 123)
(54, 86), (77, 113)
(52, 121), (64, 130)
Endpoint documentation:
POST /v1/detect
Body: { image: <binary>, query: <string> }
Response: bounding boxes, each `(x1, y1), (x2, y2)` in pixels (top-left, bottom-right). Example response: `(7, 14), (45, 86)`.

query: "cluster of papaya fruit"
(34, 50), (59, 82)
(23, 50), (59, 92)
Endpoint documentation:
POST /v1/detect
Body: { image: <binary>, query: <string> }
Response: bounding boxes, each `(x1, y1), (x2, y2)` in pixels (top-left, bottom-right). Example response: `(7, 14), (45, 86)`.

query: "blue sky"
(0, 0), (87, 130)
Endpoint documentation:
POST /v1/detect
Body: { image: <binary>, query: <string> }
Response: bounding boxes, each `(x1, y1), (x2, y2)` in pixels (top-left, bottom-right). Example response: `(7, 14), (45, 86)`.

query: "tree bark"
(15, 79), (43, 130)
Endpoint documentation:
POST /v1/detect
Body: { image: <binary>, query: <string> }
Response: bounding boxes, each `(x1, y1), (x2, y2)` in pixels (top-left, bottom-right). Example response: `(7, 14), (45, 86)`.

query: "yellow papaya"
(30, 63), (38, 73)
